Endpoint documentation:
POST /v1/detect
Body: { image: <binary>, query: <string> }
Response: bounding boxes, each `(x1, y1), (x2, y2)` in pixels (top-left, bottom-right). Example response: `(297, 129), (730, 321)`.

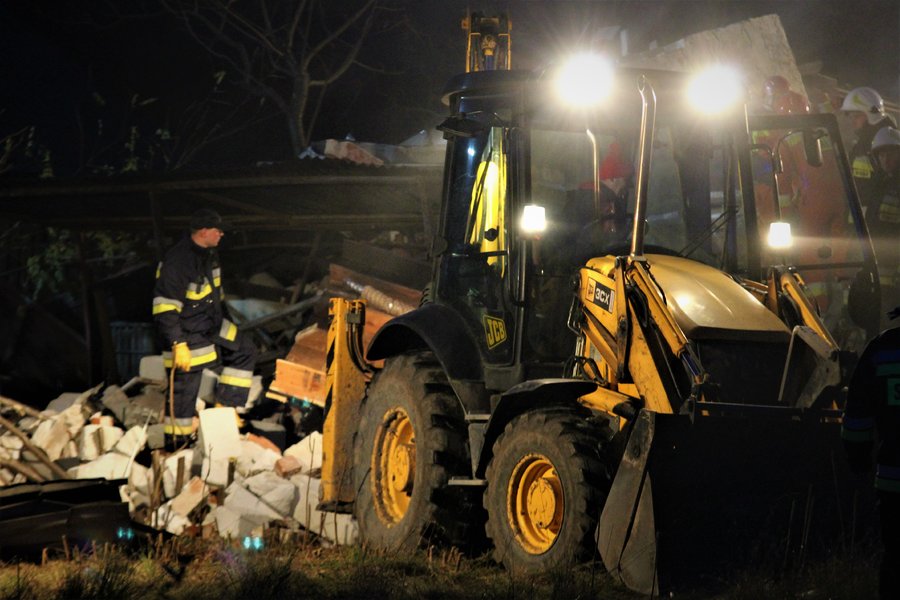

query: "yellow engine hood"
(644, 254), (789, 343)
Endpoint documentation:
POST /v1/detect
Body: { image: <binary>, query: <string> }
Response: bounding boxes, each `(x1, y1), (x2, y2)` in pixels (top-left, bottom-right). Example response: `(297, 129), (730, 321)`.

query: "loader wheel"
(353, 352), (481, 552)
(485, 407), (607, 575)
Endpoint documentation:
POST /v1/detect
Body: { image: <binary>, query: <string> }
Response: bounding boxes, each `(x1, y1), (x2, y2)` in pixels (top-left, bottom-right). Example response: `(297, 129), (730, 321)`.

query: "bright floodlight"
(687, 66), (743, 114)
(521, 204), (547, 235)
(555, 54), (614, 107)
(767, 221), (793, 249)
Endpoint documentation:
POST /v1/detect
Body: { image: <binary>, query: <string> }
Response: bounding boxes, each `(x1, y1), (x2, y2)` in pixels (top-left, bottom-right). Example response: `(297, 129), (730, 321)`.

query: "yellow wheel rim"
(372, 407), (416, 524)
(507, 454), (563, 554)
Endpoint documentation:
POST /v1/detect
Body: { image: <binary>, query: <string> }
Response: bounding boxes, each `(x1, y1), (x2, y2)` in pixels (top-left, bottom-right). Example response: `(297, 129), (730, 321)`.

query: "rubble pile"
(0, 362), (357, 546)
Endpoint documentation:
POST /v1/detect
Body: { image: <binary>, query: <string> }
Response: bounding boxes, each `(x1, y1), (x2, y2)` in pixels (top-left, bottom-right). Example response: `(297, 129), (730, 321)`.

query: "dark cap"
(190, 208), (229, 231)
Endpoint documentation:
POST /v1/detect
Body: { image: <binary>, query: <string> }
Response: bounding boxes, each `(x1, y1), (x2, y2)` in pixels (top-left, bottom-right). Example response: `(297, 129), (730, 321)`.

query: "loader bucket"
(597, 409), (876, 595)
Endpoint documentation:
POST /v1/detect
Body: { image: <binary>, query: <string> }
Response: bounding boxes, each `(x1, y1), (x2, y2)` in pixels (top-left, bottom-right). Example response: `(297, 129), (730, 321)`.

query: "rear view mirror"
(802, 129), (823, 168)
(437, 115), (487, 139)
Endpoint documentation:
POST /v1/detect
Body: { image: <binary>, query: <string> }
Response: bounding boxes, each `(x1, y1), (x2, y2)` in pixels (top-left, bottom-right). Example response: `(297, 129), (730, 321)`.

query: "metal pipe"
(586, 128), (601, 216)
(631, 76), (657, 258)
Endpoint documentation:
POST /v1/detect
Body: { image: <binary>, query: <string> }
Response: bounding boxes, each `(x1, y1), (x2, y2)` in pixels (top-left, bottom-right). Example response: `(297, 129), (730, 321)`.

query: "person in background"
(869, 127), (900, 328)
(152, 208), (257, 445)
(842, 303), (900, 600)
(841, 87), (896, 215)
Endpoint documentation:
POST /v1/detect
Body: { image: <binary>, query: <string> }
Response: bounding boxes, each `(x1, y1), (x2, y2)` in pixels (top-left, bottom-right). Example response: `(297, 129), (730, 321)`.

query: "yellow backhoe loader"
(317, 59), (881, 594)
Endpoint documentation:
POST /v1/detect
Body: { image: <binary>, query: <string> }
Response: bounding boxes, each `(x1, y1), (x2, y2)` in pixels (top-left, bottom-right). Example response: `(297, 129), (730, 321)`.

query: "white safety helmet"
(871, 126), (900, 153)
(841, 87), (886, 125)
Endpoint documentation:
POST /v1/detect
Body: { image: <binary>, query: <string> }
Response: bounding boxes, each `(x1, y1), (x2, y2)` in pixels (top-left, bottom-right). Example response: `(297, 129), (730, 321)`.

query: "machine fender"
(366, 303), (489, 414)
(367, 304), (481, 379)
(474, 378), (598, 478)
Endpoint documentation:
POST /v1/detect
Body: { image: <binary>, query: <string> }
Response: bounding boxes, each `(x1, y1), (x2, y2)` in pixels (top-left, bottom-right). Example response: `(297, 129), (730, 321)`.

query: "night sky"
(1, 1), (897, 174)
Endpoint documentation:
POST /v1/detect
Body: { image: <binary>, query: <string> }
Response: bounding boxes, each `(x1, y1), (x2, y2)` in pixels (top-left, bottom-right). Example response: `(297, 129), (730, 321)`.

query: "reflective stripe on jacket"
(153, 236), (225, 349)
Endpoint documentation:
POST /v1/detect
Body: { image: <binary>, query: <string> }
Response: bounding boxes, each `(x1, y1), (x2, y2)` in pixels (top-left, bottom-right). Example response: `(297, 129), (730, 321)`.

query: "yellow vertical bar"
(320, 298), (370, 510)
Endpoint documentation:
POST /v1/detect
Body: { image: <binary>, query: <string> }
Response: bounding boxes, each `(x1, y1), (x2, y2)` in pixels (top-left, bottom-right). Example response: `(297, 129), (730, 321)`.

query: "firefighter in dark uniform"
(840, 87), (896, 216)
(842, 304), (900, 599)
(152, 209), (257, 441)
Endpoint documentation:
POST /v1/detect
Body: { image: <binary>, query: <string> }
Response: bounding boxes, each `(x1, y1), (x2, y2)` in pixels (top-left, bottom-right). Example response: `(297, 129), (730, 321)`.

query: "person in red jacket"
(152, 209), (257, 443)
(842, 305), (900, 599)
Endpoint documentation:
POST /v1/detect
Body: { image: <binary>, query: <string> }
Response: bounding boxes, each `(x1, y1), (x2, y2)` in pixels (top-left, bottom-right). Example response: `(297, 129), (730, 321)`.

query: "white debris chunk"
(46, 392), (81, 414)
(30, 418), (70, 461)
(163, 449), (194, 498)
(243, 471), (298, 517)
(198, 407), (242, 486)
(129, 462), (152, 497)
(224, 482), (282, 523)
(214, 505), (258, 539)
(171, 476), (209, 518)
(139, 355), (167, 381)
(113, 426), (148, 457)
(290, 473), (358, 545)
(156, 501), (190, 536)
(79, 425), (124, 461)
(71, 452), (131, 480)
(284, 431), (323, 474)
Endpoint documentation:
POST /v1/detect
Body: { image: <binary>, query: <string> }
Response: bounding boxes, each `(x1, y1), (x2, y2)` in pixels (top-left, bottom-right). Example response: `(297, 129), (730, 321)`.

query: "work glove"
(172, 342), (192, 372)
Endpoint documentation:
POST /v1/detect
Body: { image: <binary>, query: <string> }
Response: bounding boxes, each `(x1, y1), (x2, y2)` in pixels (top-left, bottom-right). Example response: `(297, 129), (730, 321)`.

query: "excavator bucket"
(598, 409), (875, 595)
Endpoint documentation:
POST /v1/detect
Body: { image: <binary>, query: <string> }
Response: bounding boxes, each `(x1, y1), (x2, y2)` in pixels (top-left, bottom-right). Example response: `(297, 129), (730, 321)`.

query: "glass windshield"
(749, 124), (869, 345)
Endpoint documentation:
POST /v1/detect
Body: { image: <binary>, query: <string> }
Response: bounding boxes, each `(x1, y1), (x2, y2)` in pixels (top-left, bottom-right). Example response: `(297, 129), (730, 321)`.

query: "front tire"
(352, 352), (480, 551)
(484, 407), (608, 574)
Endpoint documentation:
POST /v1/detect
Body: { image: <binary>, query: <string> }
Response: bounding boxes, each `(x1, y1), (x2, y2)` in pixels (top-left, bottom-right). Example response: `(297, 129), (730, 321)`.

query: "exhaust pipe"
(630, 76), (656, 258)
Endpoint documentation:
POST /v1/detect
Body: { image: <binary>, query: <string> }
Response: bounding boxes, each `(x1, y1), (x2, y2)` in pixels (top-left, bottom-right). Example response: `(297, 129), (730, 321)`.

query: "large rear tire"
(484, 407), (608, 574)
(352, 352), (480, 551)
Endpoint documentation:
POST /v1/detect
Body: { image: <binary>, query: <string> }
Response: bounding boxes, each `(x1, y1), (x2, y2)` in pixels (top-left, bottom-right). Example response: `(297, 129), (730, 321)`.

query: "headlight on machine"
(767, 221), (793, 249)
(520, 204), (547, 236)
(555, 53), (615, 107)
(687, 66), (743, 115)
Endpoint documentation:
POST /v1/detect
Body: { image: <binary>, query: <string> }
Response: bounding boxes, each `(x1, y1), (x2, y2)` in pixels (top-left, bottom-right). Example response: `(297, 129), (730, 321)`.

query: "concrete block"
(284, 431), (323, 474)
(60, 440), (79, 459)
(129, 462), (152, 497)
(0, 434), (24, 451)
(214, 505), (258, 539)
(163, 449), (194, 498)
(224, 482), (282, 523)
(198, 407), (242, 459)
(125, 389), (166, 428)
(101, 385), (130, 424)
(156, 501), (190, 536)
(45, 392), (81, 414)
(139, 355), (166, 381)
(244, 471), (298, 517)
(289, 473), (358, 545)
(232, 438), (278, 479)
(60, 403), (87, 438)
(113, 426), (147, 457)
(171, 476), (209, 518)
(201, 456), (235, 487)
(197, 407), (241, 485)
(275, 455), (302, 478)
(30, 417), (70, 461)
(147, 424), (166, 450)
(71, 452), (131, 480)
(79, 425), (124, 461)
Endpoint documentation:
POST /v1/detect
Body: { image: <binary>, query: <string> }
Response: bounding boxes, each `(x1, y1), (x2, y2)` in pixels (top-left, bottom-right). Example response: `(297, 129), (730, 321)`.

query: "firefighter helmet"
(871, 126), (900, 153)
(840, 87), (886, 125)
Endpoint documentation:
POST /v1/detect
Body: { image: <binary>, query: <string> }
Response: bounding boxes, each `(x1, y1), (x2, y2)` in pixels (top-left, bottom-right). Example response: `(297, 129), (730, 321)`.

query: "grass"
(0, 536), (879, 600)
